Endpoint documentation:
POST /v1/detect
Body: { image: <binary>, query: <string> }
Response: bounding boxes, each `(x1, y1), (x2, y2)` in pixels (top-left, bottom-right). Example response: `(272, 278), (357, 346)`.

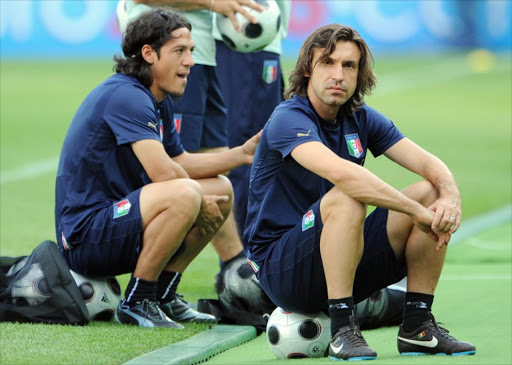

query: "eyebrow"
(171, 40), (195, 51)
(342, 60), (357, 67)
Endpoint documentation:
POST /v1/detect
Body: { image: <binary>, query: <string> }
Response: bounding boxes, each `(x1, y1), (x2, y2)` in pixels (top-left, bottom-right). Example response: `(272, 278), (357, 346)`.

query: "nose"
(332, 64), (344, 81)
(184, 50), (194, 67)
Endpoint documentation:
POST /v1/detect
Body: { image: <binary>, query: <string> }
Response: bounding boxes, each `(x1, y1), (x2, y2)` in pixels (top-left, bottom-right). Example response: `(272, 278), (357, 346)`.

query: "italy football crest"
(302, 210), (315, 231)
(262, 60), (278, 84)
(113, 199), (131, 219)
(173, 113), (182, 133)
(159, 120), (164, 141)
(345, 133), (363, 158)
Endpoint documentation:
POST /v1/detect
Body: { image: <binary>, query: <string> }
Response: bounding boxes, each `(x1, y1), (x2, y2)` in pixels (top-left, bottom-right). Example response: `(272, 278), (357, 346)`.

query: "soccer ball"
(266, 308), (331, 359)
(8, 257), (51, 306)
(116, 0), (152, 34)
(70, 271), (122, 321)
(216, 0), (281, 53)
(216, 256), (275, 315)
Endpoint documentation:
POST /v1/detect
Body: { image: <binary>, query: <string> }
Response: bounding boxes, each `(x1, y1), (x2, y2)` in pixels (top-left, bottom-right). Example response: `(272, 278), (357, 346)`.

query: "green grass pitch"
(0, 51), (510, 364)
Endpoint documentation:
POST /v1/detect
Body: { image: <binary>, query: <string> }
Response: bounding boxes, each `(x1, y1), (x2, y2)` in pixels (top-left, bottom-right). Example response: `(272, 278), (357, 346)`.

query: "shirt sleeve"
(103, 84), (161, 145)
(365, 106), (404, 157)
(266, 107), (321, 158)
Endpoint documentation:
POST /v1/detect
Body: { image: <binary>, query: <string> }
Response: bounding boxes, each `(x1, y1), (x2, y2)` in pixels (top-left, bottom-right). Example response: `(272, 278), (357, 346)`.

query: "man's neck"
(310, 100), (340, 123)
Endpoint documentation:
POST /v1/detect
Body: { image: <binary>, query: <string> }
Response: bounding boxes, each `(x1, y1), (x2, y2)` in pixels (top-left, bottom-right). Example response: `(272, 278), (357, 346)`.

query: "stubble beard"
(166, 85), (186, 99)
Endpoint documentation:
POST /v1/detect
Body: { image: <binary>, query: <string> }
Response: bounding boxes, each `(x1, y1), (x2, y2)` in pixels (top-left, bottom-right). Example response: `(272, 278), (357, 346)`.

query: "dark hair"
(284, 24), (376, 116)
(113, 9), (191, 88)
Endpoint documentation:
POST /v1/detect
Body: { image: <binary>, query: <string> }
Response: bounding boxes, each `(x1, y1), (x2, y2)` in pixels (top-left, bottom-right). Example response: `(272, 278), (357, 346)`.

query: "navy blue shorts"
(215, 40), (284, 148)
(173, 64), (227, 152)
(252, 204), (407, 314)
(215, 40), (284, 233)
(62, 189), (143, 276)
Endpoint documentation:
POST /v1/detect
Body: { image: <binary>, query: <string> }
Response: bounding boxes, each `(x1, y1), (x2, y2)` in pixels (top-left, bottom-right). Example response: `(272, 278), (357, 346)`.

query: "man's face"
(306, 40), (360, 120)
(149, 27), (195, 101)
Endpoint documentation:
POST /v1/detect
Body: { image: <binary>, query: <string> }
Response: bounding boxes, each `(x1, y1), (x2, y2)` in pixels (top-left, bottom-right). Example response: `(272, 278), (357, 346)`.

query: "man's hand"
(411, 206), (451, 251)
(213, 0), (263, 31)
(195, 195), (229, 236)
(240, 130), (262, 165)
(429, 195), (462, 235)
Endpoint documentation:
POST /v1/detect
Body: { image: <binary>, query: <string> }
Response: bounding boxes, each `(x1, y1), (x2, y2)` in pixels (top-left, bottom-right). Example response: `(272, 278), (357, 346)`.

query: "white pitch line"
(465, 237), (509, 250)
(450, 204), (512, 245)
(375, 56), (475, 96)
(0, 157), (59, 185)
(441, 274), (511, 281)
(375, 54), (510, 97)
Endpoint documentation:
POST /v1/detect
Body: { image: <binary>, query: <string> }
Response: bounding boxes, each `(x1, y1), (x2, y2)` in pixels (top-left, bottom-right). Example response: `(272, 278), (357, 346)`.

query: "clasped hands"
(413, 196), (461, 251)
(194, 195), (229, 236)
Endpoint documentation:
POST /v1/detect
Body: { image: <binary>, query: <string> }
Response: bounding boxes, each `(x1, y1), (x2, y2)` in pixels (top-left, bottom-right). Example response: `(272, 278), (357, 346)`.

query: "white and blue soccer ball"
(69, 271), (122, 321)
(216, 0), (281, 53)
(116, 0), (152, 34)
(266, 307), (331, 359)
(8, 257), (51, 306)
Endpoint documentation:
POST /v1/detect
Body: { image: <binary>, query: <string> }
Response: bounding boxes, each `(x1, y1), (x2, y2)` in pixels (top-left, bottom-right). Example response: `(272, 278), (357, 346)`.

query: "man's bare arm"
(173, 131), (260, 179)
(384, 138), (461, 234)
(132, 139), (189, 182)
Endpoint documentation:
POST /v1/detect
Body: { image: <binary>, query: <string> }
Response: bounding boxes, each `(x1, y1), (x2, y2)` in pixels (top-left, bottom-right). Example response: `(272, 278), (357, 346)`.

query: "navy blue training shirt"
(244, 95), (404, 262)
(55, 73), (184, 249)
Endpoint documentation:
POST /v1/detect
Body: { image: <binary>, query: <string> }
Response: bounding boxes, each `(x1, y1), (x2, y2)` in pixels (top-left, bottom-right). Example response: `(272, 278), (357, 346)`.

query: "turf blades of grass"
(0, 321), (209, 365)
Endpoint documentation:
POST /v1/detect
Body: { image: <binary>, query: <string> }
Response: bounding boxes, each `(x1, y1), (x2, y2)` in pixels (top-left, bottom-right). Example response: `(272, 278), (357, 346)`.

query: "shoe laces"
(340, 316), (369, 347)
(345, 329), (369, 347)
(173, 293), (187, 303)
(139, 299), (165, 321)
(427, 313), (457, 341)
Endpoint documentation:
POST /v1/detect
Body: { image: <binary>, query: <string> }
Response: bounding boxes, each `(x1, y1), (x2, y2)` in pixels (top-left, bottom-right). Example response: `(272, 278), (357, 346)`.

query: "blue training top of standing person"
(244, 95), (404, 262)
(55, 73), (184, 249)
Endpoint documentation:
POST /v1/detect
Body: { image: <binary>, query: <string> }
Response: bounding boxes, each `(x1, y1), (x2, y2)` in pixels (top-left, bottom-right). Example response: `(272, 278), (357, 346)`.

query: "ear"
(141, 44), (155, 64)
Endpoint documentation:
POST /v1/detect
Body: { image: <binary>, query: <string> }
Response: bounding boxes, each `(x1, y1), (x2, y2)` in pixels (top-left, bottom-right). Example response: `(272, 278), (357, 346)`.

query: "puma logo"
(147, 122), (157, 131)
(297, 130), (311, 137)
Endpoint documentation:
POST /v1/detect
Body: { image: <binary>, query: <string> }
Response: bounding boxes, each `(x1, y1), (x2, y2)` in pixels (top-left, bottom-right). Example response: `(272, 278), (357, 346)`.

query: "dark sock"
(122, 276), (157, 307)
(220, 250), (245, 271)
(402, 292), (434, 332)
(157, 271), (181, 302)
(328, 297), (354, 337)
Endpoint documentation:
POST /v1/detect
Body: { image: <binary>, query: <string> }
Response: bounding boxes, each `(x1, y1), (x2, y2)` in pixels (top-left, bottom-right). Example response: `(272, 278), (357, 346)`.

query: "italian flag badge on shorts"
(302, 210), (315, 231)
(113, 199), (131, 219)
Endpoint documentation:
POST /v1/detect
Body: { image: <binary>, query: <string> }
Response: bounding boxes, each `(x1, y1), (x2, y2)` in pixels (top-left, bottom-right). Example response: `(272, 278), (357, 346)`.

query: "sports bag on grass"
(0, 240), (89, 325)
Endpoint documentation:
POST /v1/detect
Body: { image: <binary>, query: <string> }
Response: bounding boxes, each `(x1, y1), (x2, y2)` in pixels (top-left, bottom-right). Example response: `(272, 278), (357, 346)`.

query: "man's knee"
(320, 187), (367, 224)
(145, 179), (203, 217)
(402, 181), (438, 207)
(216, 174), (234, 198)
(171, 180), (204, 217)
(210, 175), (235, 215)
